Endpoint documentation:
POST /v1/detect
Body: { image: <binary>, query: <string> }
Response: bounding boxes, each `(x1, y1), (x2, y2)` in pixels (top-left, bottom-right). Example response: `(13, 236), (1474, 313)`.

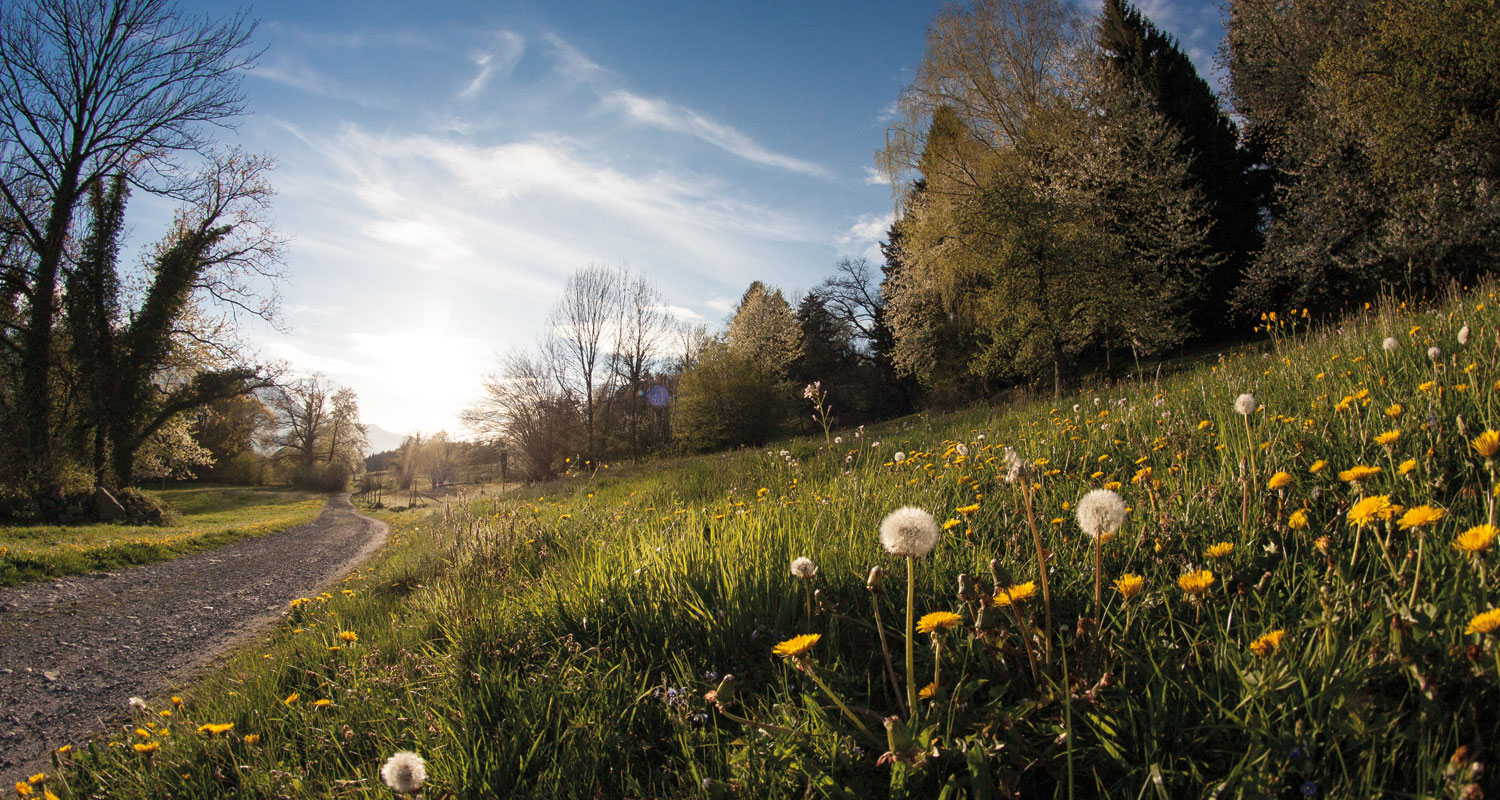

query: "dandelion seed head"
(381, 751), (428, 795)
(1428, 345), (1441, 361)
(1458, 325), (1470, 346)
(893, 451), (906, 463)
(128, 697), (146, 712)
(1234, 393), (1257, 416)
(1383, 336), (1399, 352)
(790, 557), (817, 580)
(879, 506), (940, 558)
(1076, 489), (1127, 538)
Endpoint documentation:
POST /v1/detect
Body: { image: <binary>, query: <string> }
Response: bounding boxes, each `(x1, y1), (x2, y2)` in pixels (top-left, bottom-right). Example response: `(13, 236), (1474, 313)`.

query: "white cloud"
(249, 57), (391, 108)
(601, 90), (831, 178)
(862, 166), (888, 186)
(838, 212), (894, 263)
(652, 303), (704, 322)
(544, 32), (606, 84)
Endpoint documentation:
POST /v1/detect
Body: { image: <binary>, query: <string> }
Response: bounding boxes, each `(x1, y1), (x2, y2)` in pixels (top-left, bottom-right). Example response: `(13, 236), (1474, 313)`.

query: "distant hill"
(364, 424), (408, 455)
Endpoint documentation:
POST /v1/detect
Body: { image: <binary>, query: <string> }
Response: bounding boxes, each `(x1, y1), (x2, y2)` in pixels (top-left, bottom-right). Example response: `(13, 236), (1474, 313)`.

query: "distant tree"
(418, 431), (462, 488)
(548, 264), (618, 466)
(672, 339), (785, 451)
(0, 0), (257, 490)
(789, 291), (859, 421)
(463, 350), (578, 481)
(726, 281), (802, 375)
(191, 392), (272, 483)
(609, 271), (670, 461)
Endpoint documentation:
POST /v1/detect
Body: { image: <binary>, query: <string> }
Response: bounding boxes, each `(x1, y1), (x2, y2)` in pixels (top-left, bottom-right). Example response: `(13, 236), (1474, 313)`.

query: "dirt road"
(0, 493), (387, 781)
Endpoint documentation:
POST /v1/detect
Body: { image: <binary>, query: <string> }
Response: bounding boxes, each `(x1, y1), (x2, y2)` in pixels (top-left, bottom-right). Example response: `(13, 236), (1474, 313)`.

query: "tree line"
(471, 0), (1499, 480)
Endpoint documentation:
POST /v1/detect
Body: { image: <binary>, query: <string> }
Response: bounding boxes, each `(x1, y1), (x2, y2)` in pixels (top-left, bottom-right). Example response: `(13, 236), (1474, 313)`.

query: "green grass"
(37, 284), (1500, 799)
(0, 485), (328, 587)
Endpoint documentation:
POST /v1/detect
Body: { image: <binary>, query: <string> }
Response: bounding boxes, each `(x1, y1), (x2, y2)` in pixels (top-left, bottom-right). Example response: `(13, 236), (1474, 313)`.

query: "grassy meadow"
(32, 286), (1500, 799)
(0, 486), (327, 587)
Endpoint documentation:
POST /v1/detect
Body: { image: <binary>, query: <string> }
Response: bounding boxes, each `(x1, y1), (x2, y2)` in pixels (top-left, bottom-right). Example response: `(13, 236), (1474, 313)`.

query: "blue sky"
(159, 0), (1227, 437)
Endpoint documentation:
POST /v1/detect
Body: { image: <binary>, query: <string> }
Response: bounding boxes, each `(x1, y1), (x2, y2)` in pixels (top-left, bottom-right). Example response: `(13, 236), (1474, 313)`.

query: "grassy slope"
(41, 286), (1500, 799)
(0, 486), (328, 587)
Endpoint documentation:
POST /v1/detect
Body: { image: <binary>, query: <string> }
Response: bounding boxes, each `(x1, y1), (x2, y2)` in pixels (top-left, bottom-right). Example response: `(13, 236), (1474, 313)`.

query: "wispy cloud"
(250, 56), (392, 108)
(458, 31), (526, 99)
(838, 212), (893, 263)
(862, 166), (888, 186)
(543, 32), (607, 84)
(601, 90), (830, 178)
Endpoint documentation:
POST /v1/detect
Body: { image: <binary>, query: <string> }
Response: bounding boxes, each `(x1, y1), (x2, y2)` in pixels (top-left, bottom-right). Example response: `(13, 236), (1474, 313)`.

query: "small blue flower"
(1301, 781), (1318, 797)
(1289, 748), (1303, 761)
(704, 671), (719, 681)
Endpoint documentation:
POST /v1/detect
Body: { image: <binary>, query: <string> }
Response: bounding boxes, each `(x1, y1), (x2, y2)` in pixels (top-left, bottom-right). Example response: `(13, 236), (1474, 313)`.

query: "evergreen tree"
(1097, 0), (1262, 334)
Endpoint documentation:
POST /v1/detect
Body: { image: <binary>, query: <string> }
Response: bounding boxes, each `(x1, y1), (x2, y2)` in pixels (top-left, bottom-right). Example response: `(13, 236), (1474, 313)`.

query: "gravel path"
(0, 493), (387, 781)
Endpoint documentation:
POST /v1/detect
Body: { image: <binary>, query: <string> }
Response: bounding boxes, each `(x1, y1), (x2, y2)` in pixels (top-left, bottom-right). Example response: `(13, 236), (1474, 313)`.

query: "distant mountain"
(364, 424), (408, 455)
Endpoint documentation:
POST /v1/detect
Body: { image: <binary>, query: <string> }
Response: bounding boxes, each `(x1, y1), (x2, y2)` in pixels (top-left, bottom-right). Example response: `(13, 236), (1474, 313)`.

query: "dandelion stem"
(905, 556), (918, 720)
(869, 597), (907, 717)
(1021, 483), (1053, 668)
(1008, 602), (1041, 686)
(1409, 534), (1425, 607)
(1093, 533), (1104, 624)
(802, 661), (879, 744)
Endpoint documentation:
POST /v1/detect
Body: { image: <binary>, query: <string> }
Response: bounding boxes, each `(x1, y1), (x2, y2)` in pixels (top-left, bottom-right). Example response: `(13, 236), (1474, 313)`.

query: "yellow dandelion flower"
(1113, 573), (1144, 599)
(1249, 629), (1286, 657)
(339, 631), (358, 643)
(244, 734), (260, 745)
(14, 783), (31, 798)
(197, 723), (233, 736)
(1288, 509), (1309, 530)
(1396, 505), (1444, 530)
(1315, 536), (1331, 553)
(311, 699), (333, 708)
(1385, 403), (1403, 418)
(772, 633), (821, 658)
(1178, 569), (1215, 595)
(1397, 458), (1417, 476)
(283, 693), (300, 705)
(1374, 430), (1401, 446)
(1338, 465), (1382, 482)
(918, 682), (938, 700)
(1309, 459), (1328, 473)
(1002, 581), (1038, 605)
(132, 741), (159, 753)
(1205, 542), (1235, 559)
(1347, 495), (1394, 527)
(1465, 608), (1500, 635)
(956, 503), (980, 515)
(170, 696), (182, 708)
(26, 777), (43, 787)
(1473, 430), (1500, 459)
(1267, 471), (1292, 490)
(1455, 524), (1498, 554)
(916, 611), (964, 634)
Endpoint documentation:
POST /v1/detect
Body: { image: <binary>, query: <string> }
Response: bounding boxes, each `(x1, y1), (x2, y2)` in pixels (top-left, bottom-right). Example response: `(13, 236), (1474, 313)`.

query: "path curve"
(0, 493), (387, 780)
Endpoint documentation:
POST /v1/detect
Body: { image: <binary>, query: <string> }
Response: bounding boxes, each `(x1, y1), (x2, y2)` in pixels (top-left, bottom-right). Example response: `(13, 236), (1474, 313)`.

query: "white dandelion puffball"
(976, 433), (986, 441)
(834, 436), (843, 445)
(1076, 489), (1127, 539)
(894, 451), (906, 463)
(791, 556), (818, 580)
(1458, 325), (1470, 346)
(956, 443), (969, 457)
(1003, 448), (1030, 484)
(880, 506), (940, 558)
(1428, 345), (1441, 361)
(128, 696), (147, 712)
(1383, 336), (1399, 353)
(1234, 393), (1256, 416)
(381, 751), (427, 795)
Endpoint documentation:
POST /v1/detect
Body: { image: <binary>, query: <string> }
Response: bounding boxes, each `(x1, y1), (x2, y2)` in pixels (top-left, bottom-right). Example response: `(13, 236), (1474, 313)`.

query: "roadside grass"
(34, 283), (1500, 798)
(0, 486), (328, 587)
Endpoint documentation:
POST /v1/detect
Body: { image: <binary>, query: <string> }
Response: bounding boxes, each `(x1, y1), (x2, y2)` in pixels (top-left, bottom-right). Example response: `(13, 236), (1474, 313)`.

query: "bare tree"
(816, 257), (884, 352)
(548, 264), (618, 464)
(0, 0), (257, 486)
(611, 271), (669, 461)
(463, 350), (577, 481)
(265, 374), (330, 478)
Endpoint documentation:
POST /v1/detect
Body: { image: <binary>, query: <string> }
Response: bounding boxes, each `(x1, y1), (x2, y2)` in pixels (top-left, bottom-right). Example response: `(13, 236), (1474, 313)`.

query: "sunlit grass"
(40, 284), (1500, 799)
(0, 486), (327, 587)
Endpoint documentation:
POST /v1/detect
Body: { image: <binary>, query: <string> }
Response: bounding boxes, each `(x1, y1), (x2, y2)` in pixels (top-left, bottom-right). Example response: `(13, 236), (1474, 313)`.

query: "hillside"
(50, 285), (1499, 799)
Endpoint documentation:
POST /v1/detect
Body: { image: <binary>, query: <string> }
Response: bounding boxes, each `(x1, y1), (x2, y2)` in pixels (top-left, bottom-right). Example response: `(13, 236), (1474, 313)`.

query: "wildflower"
(1465, 609), (1500, 635)
(1113, 574), (1144, 599)
(879, 507), (940, 558)
(942, 518), (961, 530)
(1347, 495), (1395, 527)
(1003, 448), (1031, 484)
(1398, 459), (1417, 476)
(894, 452), (906, 463)
(1428, 346), (1441, 361)
(283, 692), (300, 705)
(790, 557), (817, 580)
(1205, 542), (1235, 559)
(1309, 459), (1327, 473)
(1315, 536), (1331, 553)
(956, 503), (980, 516)
(1458, 325), (1470, 346)
(1374, 430), (1401, 446)
(339, 631), (358, 643)
(1076, 489), (1127, 540)
(993, 581), (1038, 607)
(1396, 505), (1444, 530)
(132, 741), (159, 753)
(865, 566), (885, 592)
(1267, 471), (1293, 490)
(1473, 430), (1499, 459)
(1288, 509), (1309, 530)
(772, 633), (821, 658)
(1178, 569), (1215, 596)
(128, 697), (146, 712)
(1383, 336), (1399, 352)
(1338, 465), (1382, 482)
(955, 443), (968, 457)
(1234, 393), (1257, 415)
(1250, 629), (1286, 656)
(196, 723), (233, 736)
(918, 682), (938, 699)
(1386, 403), (1403, 418)
(311, 699), (333, 707)
(916, 611), (963, 633)
(170, 696), (182, 708)
(244, 734), (260, 745)
(1455, 524), (1498, 553)
(1419, 380), (1435, 392)
(14, 783), (30, 797)
(381, 751), (428, 796)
